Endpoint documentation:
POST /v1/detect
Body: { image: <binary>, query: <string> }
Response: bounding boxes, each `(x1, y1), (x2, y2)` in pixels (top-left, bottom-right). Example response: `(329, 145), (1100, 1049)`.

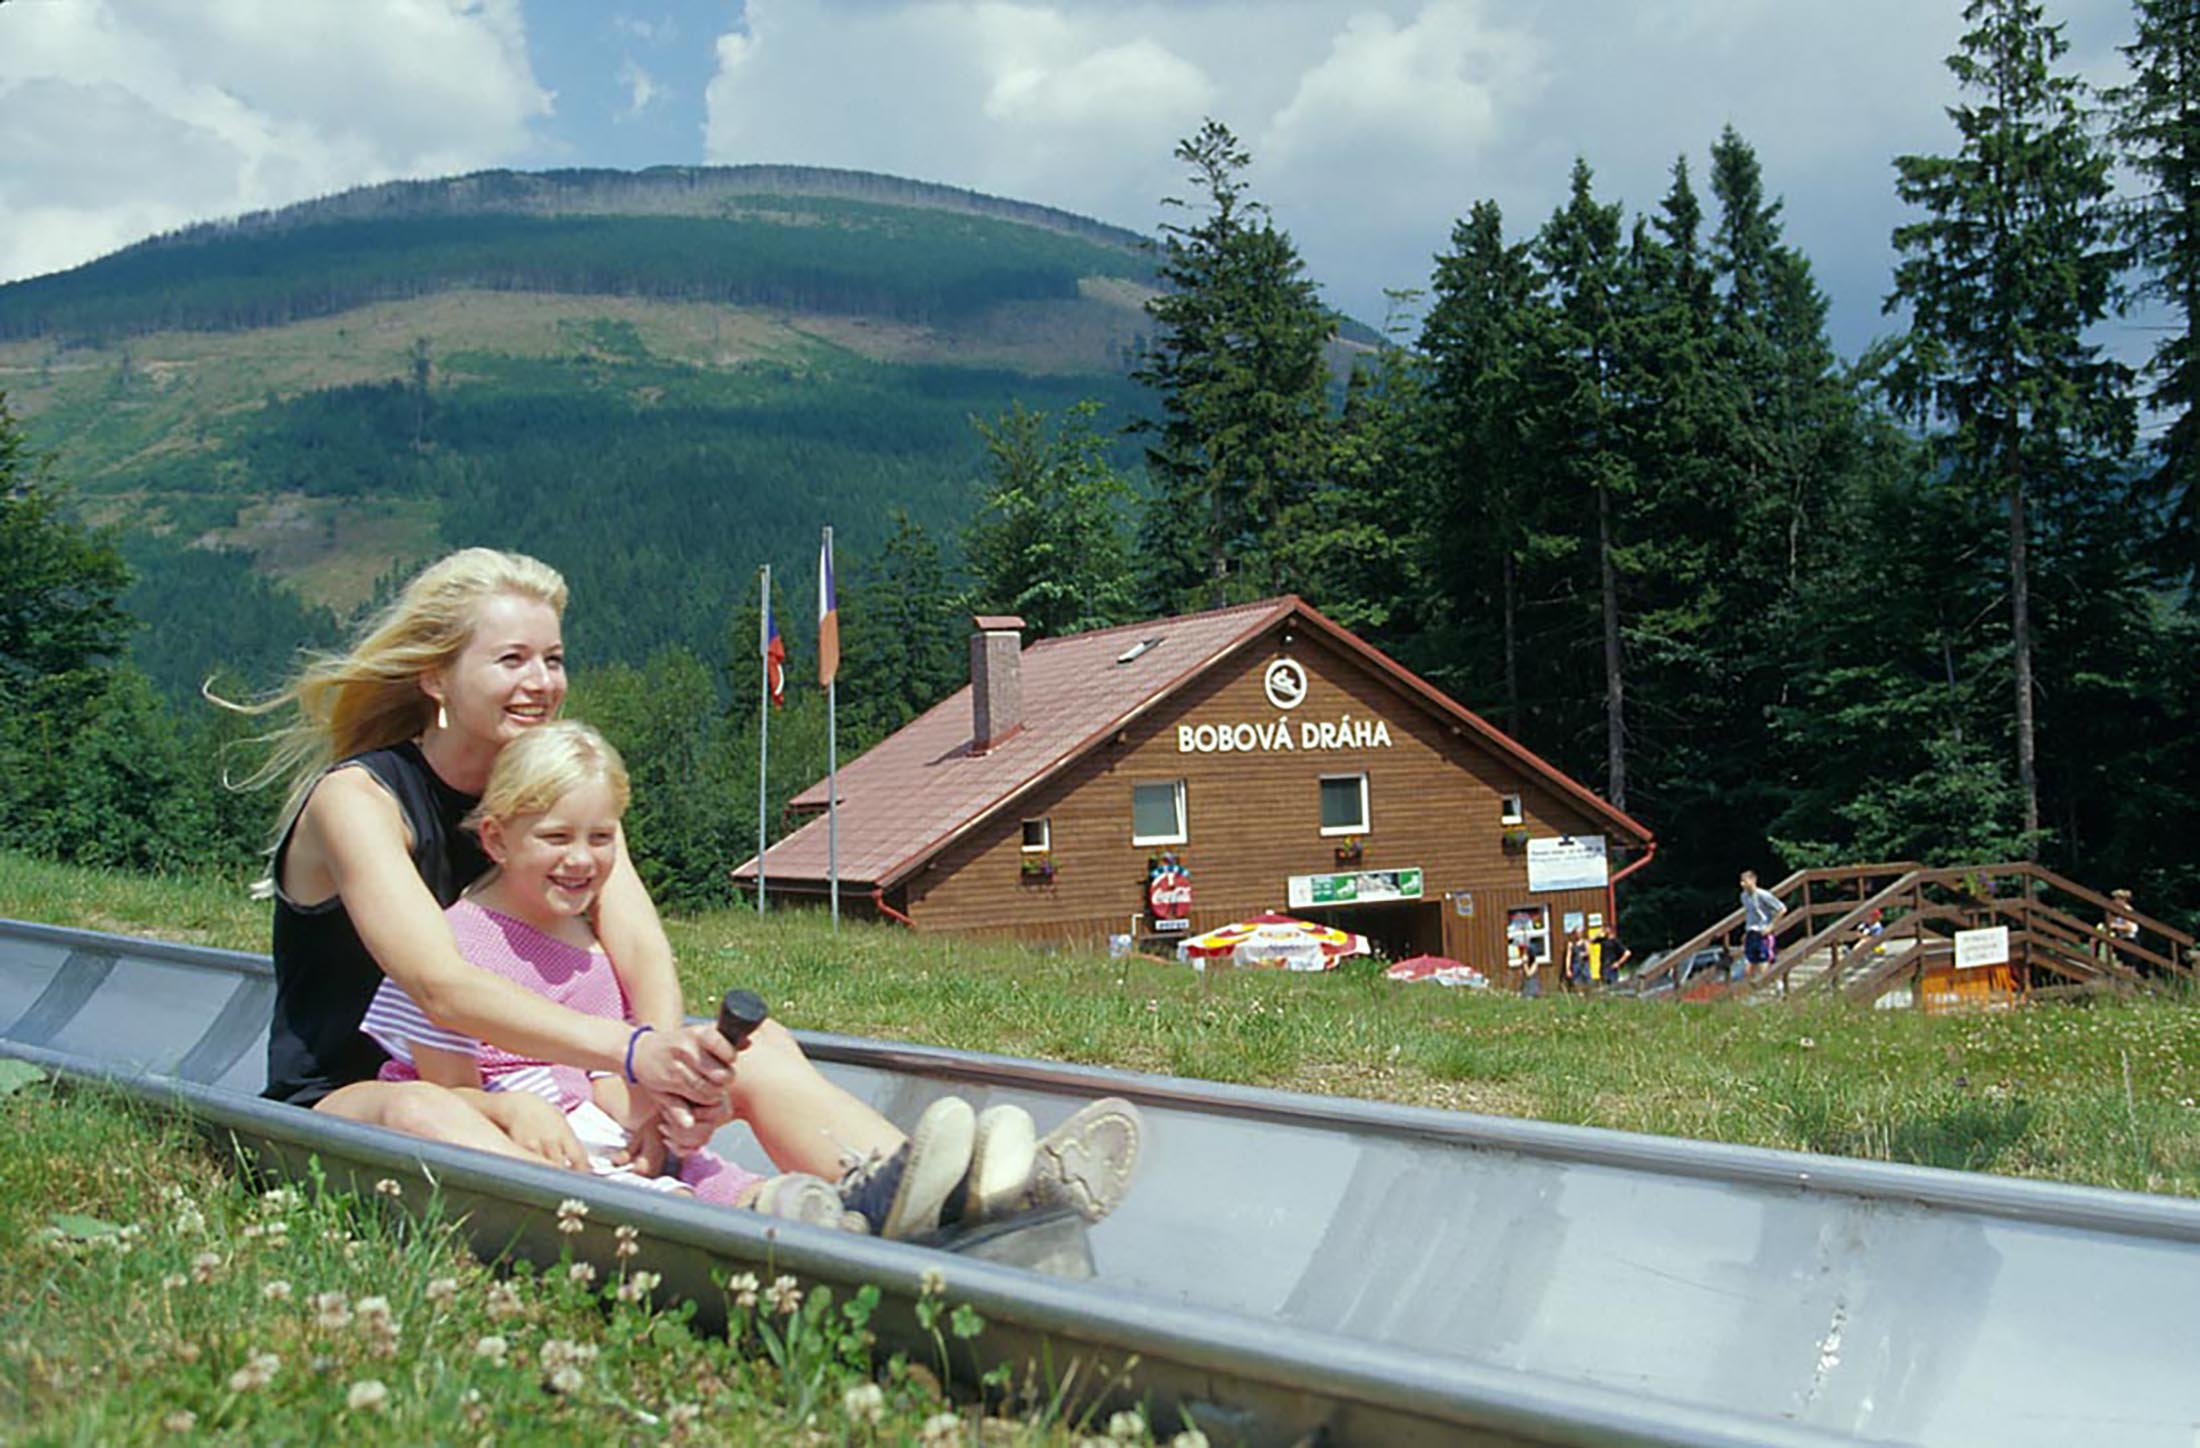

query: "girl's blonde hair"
(223, 548), (568, 849)
(467, 720), (630, 833)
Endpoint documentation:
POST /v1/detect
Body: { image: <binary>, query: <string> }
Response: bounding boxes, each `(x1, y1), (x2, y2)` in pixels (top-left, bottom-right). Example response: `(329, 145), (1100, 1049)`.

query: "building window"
(1021, 818), (1051, 852)
(1319, 774), (1370, 836)
(1132, 780), (1187, 845)
(1499, 793), (1525, 825)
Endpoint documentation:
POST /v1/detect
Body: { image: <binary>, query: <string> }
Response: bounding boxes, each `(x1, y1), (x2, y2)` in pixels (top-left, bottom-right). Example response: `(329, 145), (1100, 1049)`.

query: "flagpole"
(756, 563), (769, 916)
(823, 526), (839, 930)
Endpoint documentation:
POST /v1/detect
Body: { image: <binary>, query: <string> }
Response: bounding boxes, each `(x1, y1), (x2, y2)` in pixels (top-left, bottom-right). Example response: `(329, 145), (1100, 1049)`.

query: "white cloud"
(0, 0), (551, 283)
(619, 58), (661, 118)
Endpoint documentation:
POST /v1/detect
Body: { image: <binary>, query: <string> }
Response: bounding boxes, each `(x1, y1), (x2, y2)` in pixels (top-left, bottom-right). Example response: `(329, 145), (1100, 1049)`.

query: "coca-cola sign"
(1148, 853), (1192, 932)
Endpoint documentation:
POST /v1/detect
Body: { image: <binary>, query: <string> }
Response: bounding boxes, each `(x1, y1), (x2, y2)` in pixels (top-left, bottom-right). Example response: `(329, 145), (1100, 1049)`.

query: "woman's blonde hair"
(222, 548), (568, 849)
(467, 720), (630, 833)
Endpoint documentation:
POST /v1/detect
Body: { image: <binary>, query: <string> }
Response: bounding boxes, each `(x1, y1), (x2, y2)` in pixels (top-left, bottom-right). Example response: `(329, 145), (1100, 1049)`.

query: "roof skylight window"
(1116, 637), (1164, 665)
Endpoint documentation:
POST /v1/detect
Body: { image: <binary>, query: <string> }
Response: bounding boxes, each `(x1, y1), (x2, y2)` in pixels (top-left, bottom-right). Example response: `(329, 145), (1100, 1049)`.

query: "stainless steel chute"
(2, 917), (2193, 1447)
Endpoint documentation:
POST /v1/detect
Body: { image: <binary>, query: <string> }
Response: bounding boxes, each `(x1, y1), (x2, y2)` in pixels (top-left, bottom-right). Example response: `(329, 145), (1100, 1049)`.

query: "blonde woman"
(236, 548), (1139, 1235)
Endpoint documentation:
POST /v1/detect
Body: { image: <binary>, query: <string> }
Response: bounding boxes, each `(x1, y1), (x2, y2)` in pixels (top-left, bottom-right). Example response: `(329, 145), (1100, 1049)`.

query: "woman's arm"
(592, 828), (739, 1147)
(302, 771), (731, 1105)
(592, 829), (686, 1032)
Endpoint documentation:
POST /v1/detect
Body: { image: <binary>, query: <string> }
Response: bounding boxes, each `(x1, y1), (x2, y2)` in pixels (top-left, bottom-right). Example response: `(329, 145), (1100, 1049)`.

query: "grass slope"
(3, 851), (2195, 1197)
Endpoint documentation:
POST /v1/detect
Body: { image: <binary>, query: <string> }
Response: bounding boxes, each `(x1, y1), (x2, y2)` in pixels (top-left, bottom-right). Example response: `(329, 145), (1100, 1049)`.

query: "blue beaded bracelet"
(623, 1024), (655, 1084)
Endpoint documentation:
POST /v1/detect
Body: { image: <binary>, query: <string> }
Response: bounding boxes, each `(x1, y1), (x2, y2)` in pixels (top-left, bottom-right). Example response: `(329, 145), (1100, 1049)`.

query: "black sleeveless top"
(265, 742), (489, 1106)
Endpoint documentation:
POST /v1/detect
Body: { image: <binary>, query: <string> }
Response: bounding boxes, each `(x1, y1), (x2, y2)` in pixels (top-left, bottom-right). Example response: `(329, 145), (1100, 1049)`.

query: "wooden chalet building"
(734, 598), (1655, 982)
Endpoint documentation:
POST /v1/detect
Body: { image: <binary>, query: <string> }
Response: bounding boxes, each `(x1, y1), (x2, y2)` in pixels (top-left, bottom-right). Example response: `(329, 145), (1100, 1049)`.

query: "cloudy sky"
(0, 0), (2142, 358)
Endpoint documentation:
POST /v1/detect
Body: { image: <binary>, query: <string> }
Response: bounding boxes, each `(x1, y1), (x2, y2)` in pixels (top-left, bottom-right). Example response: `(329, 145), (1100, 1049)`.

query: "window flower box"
(1333, 835), (1365, 864)
(1020, 854), (1055, 882)
(1501, 825), (1531, 852)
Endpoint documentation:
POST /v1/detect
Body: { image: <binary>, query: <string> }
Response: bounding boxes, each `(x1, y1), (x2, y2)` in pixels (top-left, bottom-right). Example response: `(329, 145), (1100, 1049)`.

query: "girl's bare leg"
(727, 1020), (905, 1176)
(316, 1079), (536, 1162)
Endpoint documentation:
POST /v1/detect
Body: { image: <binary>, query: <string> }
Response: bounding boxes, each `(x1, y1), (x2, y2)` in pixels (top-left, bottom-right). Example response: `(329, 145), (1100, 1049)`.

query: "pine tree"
(2112, 0), (2200, 583)
(1885, 0), (2134, 849)
(837, 512), (966, 745)
(1134, 119), (1334, 612)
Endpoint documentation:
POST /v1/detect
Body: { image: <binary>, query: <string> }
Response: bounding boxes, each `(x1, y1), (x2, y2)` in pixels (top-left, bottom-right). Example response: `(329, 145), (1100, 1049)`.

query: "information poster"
(1526, 835), (1609, 893)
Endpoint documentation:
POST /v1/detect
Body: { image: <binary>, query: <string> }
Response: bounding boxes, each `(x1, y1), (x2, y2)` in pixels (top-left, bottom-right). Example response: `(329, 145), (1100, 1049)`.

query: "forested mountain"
(0, 168), (1168, 697)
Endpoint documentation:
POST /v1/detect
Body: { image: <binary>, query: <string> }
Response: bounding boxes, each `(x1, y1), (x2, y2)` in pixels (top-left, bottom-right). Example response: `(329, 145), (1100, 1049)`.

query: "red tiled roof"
(733, 596), (1652, 892)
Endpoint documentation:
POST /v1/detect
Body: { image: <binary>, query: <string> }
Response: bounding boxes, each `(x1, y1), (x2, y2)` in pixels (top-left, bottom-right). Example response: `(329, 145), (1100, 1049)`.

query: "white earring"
(435, 703), (448, 731)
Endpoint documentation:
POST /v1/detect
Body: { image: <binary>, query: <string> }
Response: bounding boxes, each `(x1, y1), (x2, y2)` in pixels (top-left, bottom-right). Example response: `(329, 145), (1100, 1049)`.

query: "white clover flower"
(766, 1274), (802, 1316)
(162, 1408), (197, 1432)
(727, 1271), (759, 1310)
(189, 1252), (223, 1284)
(173, 1205), (206, 1237)
(425, 1277), (459, 1306)
(1168, 1432), (1212, 1448)
(261, 1280), (292, 1303)
(226, 1351), (280, 1392)
(667, 1402), (701, 1430)
(1107, 1409), (1148, 1441)
(485, 1281), (523, 1318)
(259, 1186), (301, 1212)
(311, 1291), (353, 1331)
(355, 1296), (392, 1325)
(474, 1335), (509, 1365)
(566, 1261), (597, 1287)
(555, 1198), (589, 1235)
(842, 1382), (885, 1425)
(374, 1178), (403, 1199)
(920, 1266), (947, 1298)
(547, 1365), (585, 1395)
(161, 1273), (187, 1291)
(346, 1379), (389, 1412)
(921, 1412), (964, 1447)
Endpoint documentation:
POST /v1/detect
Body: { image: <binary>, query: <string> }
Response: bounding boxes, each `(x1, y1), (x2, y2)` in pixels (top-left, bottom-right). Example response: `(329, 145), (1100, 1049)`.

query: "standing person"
(1737, 870), (1789, 977)
(1565, 932), (1592, 992)
(2101, 889), (2142, 970)
(232, 548), (1140, 1227)
(1515, 938), (1541, 998)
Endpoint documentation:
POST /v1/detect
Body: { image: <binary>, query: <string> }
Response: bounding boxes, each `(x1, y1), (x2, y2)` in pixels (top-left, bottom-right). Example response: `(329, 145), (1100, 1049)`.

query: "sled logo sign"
(1263, 659), (1308, 711)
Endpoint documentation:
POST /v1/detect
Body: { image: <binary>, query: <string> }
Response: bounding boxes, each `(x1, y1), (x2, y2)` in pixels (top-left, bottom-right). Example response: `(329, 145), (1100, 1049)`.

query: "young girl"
(360, 721), (981, 1233)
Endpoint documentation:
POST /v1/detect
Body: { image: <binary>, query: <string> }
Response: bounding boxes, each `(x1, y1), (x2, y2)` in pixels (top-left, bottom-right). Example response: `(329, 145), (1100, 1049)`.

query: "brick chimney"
(970, 615), (1025, 754)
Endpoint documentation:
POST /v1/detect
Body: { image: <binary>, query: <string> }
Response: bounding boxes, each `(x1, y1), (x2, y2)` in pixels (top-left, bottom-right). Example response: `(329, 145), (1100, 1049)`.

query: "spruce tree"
(1420, 202), (1541, 726)
(965, 400), (1137, 638)
(2112, 0), (2200, 583)
(1885, 0), (2133, 849)
(1134, 119), (1333, 612)
(1533, 159), (1633, 809)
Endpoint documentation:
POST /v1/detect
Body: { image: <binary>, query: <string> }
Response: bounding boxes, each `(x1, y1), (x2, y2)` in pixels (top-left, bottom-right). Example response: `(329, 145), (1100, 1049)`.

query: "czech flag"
(817, 530), (839, 688)
(764, 598), (785, 707)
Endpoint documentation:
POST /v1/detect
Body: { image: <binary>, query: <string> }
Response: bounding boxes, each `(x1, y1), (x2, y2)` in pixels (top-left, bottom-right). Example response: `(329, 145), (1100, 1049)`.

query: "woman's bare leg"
(316, 1079), (536, 1161)
(728, 1020), (904, 1177)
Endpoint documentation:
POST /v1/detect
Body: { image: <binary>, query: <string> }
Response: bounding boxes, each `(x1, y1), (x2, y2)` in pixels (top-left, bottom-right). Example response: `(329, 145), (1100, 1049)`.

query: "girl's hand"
(629, 1023), (735, 1122)
(486, 1092), (591, 1171)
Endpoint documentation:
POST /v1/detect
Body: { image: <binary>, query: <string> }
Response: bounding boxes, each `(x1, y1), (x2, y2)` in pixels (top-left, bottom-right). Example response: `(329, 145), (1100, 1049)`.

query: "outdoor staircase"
(1636, 862), (2196, 1008)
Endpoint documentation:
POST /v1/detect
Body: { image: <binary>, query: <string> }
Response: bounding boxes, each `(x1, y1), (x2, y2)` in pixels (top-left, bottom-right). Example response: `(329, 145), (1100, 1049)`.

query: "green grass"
(0, 1077), (1175, 1446)
(3, 849), (2196, 1197)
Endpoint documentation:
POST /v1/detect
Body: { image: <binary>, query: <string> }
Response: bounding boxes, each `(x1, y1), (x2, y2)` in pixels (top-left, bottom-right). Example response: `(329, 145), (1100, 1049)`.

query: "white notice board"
(1526, 835), (1609, 893)
(1954, 925), (2010, 969)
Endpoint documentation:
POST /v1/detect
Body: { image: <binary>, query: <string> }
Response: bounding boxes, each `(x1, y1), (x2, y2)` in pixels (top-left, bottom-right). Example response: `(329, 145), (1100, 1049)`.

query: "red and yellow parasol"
(1179, 913), (1370, 971)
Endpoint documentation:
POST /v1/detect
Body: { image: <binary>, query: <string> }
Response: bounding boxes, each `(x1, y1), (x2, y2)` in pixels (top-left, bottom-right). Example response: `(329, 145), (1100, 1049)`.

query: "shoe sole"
(881, 1097), (976, 1240)
(1031, 1097), (1141, 1224)
(754, 1173), (853, 1231)
(962, 1105), (1039, 1223)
